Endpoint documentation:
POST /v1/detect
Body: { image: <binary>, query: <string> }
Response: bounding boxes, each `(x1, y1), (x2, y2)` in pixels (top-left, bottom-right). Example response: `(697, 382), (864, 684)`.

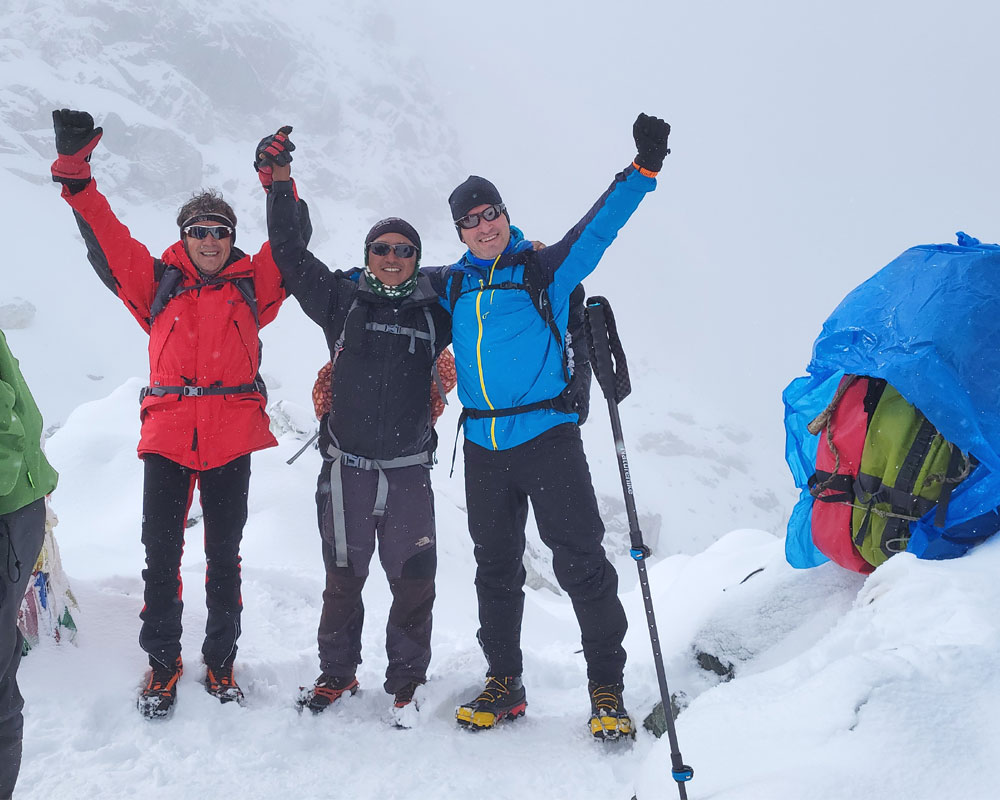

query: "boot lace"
(476, 676), (515, 704)
(590, 684), (623, 713)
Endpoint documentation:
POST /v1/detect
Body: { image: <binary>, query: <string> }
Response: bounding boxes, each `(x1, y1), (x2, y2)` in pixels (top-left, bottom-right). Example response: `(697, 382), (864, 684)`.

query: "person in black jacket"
(258, 130), (451, 727)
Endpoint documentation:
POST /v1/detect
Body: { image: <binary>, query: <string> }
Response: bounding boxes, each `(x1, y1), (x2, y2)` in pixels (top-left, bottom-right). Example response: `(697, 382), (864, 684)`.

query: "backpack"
(287, 281), (449, 468)
(136, 258), (266, 402)
(149, 260), (258, 327)
(447, 254), (593, 424)
(331, 279), (446, 403)
(807, 374), (973, 573)
(312, 349), (456, 422)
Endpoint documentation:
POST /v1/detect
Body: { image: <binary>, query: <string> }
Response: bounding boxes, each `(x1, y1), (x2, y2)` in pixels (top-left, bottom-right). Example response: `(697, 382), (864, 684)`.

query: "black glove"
(51, 109), (103, 184)
(256, 123), (294, 165)
(254, 125), (294, 192)
(632, 113), (670, 173)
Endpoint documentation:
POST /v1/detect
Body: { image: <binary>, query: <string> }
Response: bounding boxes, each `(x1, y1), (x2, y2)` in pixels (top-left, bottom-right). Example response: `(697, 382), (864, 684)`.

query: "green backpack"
(852, 383), (969, 568)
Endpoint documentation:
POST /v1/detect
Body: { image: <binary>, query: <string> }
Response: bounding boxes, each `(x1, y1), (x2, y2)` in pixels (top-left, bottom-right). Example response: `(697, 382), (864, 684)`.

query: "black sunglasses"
(368, 242), (418, 258)
(455, 203), (506, 230)
(184, 225), (233, 240)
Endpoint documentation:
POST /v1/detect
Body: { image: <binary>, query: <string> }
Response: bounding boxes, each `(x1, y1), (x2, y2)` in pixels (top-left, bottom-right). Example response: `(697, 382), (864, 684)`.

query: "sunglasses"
(368, 242), (418, 258)
(455, 203), (506, 230)
(183, 225), (233, 240)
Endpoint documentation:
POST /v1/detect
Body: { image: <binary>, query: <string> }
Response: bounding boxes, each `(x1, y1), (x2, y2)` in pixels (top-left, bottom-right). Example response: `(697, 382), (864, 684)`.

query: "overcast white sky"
(395, 0), (1000, 441)
(3, 0), (998, 484)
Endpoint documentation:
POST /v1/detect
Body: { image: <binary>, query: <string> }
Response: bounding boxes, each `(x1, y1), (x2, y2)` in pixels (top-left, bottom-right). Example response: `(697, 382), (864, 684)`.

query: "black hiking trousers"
(463, 422), (627, 685)
(139, 453), (250, 670)
(0, 498), (45, 800)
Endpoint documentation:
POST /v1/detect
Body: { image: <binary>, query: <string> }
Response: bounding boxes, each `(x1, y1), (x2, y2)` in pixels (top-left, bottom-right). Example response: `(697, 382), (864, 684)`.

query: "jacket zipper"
(474, 255), (503, 450)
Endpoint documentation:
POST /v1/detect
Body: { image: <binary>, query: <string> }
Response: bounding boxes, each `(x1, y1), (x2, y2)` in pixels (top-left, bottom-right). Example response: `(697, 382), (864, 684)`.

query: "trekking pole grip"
(586, 296), (631, 404)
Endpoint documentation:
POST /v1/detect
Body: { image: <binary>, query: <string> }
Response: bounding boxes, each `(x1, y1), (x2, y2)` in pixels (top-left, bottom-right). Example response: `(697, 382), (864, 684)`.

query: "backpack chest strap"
(365, 320), (432, 354)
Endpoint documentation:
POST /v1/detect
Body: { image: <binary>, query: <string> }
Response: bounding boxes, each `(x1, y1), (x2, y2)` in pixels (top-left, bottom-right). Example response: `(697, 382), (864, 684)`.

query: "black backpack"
(447, 254), (592, 424)
(331, 278), (447, 406)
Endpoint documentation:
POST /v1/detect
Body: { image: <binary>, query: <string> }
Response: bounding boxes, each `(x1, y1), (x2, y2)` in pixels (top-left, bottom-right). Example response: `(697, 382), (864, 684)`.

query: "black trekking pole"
(286, 429), (320, 465)
(586, 296), (693, 800)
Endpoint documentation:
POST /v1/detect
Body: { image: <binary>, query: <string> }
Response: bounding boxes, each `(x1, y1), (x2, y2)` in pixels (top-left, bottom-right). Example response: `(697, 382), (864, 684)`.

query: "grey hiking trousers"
(315, 463), (436, 694)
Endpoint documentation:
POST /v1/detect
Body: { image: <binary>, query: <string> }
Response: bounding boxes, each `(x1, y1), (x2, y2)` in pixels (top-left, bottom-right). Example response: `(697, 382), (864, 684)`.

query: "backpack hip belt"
(322, 429), (435, 568)
(448, 395), (571, 477)
(139, 378), (264, 402)
(460, 397), (563, 421)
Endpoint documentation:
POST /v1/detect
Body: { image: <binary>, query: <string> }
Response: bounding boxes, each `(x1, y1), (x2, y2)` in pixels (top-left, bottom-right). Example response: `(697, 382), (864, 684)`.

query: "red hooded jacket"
(64, 181), (285, 470)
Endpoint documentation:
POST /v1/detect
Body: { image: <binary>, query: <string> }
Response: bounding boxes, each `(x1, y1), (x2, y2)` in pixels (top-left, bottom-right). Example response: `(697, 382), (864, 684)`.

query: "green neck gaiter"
(364, 267), (418, 299)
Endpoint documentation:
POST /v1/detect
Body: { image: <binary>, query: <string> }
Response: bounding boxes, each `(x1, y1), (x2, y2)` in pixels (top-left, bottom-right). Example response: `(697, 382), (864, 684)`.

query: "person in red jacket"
(50, 109), (302, 719)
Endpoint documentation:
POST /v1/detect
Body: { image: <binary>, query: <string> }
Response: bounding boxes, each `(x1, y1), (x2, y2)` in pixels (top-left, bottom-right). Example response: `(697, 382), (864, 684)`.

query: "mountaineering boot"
(588, 681), (635, 741)
(391, 681), (422, 729)
(296, 673), (359, 714)
(204, 663), (245, 705)
(455, 676), (527, 731)
(137, 656), (183, 720)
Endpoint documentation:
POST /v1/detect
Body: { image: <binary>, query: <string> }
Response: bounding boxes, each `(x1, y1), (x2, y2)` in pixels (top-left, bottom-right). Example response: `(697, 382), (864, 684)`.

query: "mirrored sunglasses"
(183, 225), (233, 240)
(368, 242), (418, 258)
(455, 203), (505, 230)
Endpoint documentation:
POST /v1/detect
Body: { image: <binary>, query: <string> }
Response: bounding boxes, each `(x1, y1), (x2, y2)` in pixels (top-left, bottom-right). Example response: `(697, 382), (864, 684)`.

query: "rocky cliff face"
(0, 0), (460, 231)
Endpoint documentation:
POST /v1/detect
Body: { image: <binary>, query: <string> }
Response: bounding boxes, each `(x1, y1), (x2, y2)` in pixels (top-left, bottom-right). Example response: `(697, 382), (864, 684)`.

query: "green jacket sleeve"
(0, 331), (57, 513)
(0, 372), (27, 497)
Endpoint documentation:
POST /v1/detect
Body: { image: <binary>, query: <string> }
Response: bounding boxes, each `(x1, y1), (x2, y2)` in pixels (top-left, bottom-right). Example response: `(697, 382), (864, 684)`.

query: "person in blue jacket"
(435, 113), (670, 740)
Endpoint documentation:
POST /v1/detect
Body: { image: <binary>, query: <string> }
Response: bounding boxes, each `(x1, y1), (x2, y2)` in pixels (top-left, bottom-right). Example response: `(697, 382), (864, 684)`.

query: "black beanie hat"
(364, 217), (421, 265)
(448, 176), (503, 222)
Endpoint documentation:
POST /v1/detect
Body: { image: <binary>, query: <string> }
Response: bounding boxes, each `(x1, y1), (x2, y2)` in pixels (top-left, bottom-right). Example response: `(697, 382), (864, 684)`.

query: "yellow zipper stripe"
(475, 255), (503, 449)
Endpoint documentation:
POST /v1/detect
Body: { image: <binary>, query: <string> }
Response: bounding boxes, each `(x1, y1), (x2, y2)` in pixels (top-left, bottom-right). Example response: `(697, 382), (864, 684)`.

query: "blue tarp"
(784, 232), (1000, 568)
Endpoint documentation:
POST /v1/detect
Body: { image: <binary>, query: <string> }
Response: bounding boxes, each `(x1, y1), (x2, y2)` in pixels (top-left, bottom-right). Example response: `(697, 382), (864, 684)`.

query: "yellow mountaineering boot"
(588, 681), (634, 741)
(455, 676), (527, 730)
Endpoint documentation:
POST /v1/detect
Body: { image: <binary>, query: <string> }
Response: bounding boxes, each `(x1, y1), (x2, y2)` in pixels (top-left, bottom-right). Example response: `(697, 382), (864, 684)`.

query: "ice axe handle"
(586, 296), (631, 404)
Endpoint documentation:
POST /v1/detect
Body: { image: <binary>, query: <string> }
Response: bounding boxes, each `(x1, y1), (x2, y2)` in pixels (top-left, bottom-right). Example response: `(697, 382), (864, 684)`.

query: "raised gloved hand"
(254, 125), (294, 192)
(632, 113), (671, 173)
(51, 109), (103, 184)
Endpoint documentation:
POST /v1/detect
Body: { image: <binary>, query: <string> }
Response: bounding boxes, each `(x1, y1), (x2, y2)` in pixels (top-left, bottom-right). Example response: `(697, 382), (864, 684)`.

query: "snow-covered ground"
(19, 386), (1000, 799)
(4, 1), (1000, 798)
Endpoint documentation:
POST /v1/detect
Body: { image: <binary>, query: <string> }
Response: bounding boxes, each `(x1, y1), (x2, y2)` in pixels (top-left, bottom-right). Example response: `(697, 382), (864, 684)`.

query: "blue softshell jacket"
(430, 164), (656, 451)
(783, 232), (1000, 568)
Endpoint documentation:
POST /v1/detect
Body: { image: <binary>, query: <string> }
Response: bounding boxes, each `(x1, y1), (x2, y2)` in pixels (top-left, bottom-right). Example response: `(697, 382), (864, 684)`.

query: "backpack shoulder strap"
(233, 276), (259, 327)
(333, 282), (363, 361)
(423, 306), (448, 408)
(148, 263), (259, 328)
(148, 263), (184, 324)
(522, 254), (575, 382)
(422, 306), (438, 360)
(448, 270), (464, 312)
